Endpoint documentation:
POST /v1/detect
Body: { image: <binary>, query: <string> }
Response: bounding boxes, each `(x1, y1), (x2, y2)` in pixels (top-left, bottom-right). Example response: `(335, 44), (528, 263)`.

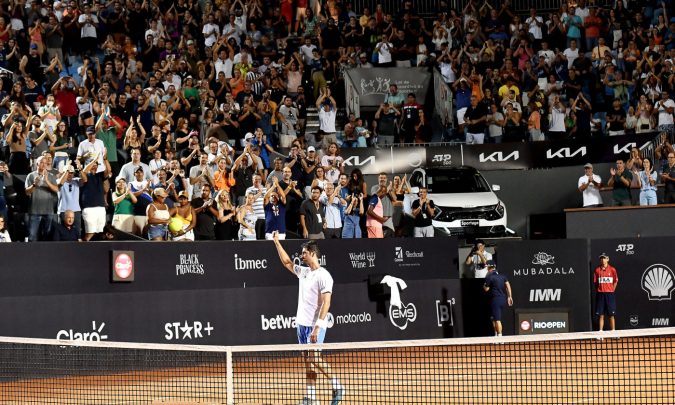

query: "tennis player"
(272, 231), (344, 405)
(483, 260), (513, 337)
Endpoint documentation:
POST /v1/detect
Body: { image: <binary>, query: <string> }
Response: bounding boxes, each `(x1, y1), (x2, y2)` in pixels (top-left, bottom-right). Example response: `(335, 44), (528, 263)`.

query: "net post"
(226, 346), (234, 405)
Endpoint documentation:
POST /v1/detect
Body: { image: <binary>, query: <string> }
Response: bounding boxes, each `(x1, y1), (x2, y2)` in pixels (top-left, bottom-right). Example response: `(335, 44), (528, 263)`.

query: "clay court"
(0, 333), (673, 404)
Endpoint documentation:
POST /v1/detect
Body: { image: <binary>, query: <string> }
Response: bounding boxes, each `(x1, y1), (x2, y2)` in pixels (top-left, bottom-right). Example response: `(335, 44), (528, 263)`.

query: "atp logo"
(381, 275), (417, 330)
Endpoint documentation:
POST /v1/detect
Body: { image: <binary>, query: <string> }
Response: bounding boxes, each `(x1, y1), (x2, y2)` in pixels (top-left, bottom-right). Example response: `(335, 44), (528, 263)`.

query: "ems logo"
(381, 275), (417, 330)
(629, 315), (639, 327)
(520, 320), (531, 331)
(641, 264), (675, 301)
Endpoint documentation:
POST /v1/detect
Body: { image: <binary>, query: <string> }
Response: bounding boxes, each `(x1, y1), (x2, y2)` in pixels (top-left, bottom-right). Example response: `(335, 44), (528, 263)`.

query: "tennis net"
(0, 328), (674, 404)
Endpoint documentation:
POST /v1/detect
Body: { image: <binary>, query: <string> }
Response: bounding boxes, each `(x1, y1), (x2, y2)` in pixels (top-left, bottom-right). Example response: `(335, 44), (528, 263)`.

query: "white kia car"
(407, 166), (508, 236)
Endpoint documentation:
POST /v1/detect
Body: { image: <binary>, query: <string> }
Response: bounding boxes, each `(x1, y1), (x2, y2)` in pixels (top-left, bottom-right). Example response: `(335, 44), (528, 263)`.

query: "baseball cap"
(85, 126), (95, 134)
(599, 253), (609, 259)
(178, 191), (190, 199)
(66, 166), (75, 173)
(153, 188), (168, 198)
(486, 260), (496, 268)
(134, 166), (144, 174)
(115, 176), (126, 183)
(307, 146), (316, 152)
(584, 163), (593, 169)
(244, 132), (254, 140)
(30, 43), (38, 50)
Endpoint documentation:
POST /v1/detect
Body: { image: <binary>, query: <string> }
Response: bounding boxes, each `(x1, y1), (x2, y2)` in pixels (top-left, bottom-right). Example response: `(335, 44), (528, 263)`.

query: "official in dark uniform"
(483, 260), (513, 337)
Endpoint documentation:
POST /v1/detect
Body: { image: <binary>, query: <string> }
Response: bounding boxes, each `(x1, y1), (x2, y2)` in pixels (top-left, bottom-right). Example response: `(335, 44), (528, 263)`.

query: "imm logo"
(652, 318), (670, 326)
(529, 288), (562, 302)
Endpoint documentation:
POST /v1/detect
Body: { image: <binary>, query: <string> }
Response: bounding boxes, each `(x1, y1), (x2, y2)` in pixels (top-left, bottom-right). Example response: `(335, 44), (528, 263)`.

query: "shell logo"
(114, 253), (133, 279)
(642, 264), (674, 301)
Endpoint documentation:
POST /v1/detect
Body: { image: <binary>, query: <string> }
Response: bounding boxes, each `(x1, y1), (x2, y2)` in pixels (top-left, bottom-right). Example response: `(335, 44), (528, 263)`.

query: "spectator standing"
(245, 174), (267, 239)
(411, 186), (437, 237)
(25, 156), (58, 241)
(464, 95), (488, 144)
(578, 163), (603, 208)
(661, 152), (675, 204)
(342, 191), (364, 239)
(321, 142), (343, 185)
(146, 188), (171, 241)
(300, 186), (326, 239)
(192, 184), (218, 241)
(654, 92), (675, 135)
(320, 182), (343, 239)
(76, 126), (106, 173)
(366, 185), (387, 239)
(637, 158), (658, 206)
(56, 165), (83, 237)
(400, 93), (421, 144)
(119, 148), (152, 183)
(0, 216), (9, 242)
(608, 159), (633, 206)
(237, 191), (258, 241)
(263, 177), (287, 240)
(170, 192), (197, 242)
(80, 155), (111, 241)
(0, 161), (8, 220)
(112, 177), (138, 234)
(374, 102), (400, 146)
(465, 239), (493, 279)
(214, 190), (237, 241)
(370, 173), (395, 237)
(315, 88), (337, 147)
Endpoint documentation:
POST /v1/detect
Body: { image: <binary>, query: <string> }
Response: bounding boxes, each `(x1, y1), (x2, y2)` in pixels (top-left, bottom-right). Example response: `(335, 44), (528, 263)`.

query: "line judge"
(272, 231), (344, 405)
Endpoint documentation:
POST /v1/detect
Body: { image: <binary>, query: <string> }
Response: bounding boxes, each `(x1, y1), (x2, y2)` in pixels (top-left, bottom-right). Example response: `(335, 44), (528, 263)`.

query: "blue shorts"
(147, 224), (167, 239)
(491, 296), (507, 321)
(297, 325), (326, 344)
(595, 292), (616, 316)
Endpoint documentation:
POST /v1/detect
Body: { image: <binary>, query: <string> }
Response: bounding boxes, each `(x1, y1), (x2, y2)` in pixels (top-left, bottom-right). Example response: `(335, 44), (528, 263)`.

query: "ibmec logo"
(546, 147), (587, 159)
(615, 244), (635, 255)
(164, 321), (214, 341)
(56, 321), (108, 341)
(652, 318), (670, 326)
(234, 253), (268, 271)
(529, 288), (562, 302)
(642, 264), (675, 301)
(479, 151), (519, 163)
(381, 275), (417, 330)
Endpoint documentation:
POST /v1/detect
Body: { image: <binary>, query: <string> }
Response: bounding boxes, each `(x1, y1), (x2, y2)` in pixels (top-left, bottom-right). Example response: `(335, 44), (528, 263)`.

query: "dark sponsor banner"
(341, 146), (427, 175)
(590, 237), (675, 330)
(344, 68), (431, 107)
(0, 278), (463, 345)
(0, 238), (457, 297)
(461, 142), (532, 171)
(339, 132), (659, 174)
(496, 239), (591, 332)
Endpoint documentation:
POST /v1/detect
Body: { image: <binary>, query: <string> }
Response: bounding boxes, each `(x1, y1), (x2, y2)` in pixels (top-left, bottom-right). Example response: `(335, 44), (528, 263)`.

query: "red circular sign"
(114, 253), (133, 279)
(520, 320), (531, 331)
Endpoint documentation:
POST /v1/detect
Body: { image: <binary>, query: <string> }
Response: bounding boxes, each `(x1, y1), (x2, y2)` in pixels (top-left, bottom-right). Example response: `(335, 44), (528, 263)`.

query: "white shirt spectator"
(76, 138), (106, 173)
(318, 108), (337, 133)
(526, 16), (543, 39)
(78, 13), (98, 38)
(575, 6), (590, 20)
(550, 106), (567, 131)
(144, 28), (160, 44)
(538, 49), (555, 65)
(320, 193), (342, 229)
(375, 41), (393, 63)
(563, 47), (579, 69)
(222, 23), (241, 45)
(202, 23), (220, 48)
(245, 185), (267, 220)
(299, 44), (317, 65)
(148, 158), (167, 183)
(655, 98), (675, 126)
(215, 57), (234, 78)
(578, 174), (603, 207)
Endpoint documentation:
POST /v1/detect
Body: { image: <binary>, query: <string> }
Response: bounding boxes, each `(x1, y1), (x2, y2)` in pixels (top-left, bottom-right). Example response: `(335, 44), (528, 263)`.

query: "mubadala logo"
(381, 275), (417, 330)
(56, 321), (108, 341)
(616, 244), (635, 255)
(642, 264), (675, 301)
(652, 318), (670, 326)
(349, 251), (376, 269)
(479, 151), (519, 163)
(176, 253), (205, 276)
(532, 252), (555, 265)
(529, 288), (562, 302)
(513, 252), (574, 277)
(164, 321), (214, 341)
(234, 253), (268, 271)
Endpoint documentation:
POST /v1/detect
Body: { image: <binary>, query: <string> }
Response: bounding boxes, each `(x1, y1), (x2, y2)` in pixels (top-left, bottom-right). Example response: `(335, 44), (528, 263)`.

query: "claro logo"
(234, 253), (268, 270)
(56, 321), (108, 341)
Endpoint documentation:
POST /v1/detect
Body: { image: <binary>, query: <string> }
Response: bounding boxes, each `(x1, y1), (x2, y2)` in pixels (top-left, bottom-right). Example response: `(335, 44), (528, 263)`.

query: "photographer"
(465, 239), (493, 278)
(342, 191), (364, 239)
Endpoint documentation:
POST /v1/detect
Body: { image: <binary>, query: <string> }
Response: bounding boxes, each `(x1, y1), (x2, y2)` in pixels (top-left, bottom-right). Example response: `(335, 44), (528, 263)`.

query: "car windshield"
(425, 169), (491, 193)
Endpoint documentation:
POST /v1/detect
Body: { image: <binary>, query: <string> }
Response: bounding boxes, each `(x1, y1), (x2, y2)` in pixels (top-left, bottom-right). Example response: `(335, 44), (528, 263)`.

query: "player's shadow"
(367, 274), (390, 316)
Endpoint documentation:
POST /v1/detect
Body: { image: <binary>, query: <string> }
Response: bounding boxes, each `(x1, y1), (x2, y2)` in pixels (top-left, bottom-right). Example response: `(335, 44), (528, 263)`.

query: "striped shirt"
(245, 185), (267, 220)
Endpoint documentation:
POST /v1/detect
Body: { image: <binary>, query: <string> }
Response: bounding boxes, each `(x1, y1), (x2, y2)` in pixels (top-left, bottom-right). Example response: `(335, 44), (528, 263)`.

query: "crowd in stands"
(0, 0), (674, 242)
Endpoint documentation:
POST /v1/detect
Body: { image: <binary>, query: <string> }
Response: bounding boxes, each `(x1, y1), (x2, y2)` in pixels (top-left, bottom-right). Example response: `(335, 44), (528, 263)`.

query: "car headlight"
(495, 201), (505, 217)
